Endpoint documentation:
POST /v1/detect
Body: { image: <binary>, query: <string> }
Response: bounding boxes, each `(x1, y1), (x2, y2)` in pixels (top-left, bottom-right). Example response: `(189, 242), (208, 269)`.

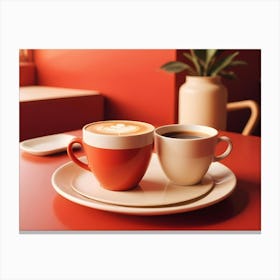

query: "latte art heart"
(86, 120), (151, 136)
(96, 123), (139, 134)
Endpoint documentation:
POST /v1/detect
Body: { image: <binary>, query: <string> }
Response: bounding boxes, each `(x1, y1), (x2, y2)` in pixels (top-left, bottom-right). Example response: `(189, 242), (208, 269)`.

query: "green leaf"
(182, 52), (200, 75)
(219, 70), (237, 80)
(190, 50), (203, 75)
(160, 61), (194, 73)
(160, 50), (247, 77)
(205, 49), (217, 75)
(183, 52), (194, 64)
(210, 51), (240, 76)
(227, 60), (248, 67)
(206, 49), (217, 65)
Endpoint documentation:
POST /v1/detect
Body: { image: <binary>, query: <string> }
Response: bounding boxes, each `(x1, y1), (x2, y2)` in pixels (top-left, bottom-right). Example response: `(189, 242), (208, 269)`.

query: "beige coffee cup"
(154, 124), (232, 185)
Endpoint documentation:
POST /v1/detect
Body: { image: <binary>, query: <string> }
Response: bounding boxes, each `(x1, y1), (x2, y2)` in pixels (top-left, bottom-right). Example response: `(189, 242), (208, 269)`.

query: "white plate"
(69, 155), (214, 207)
(20, 133), (80, 156)
(51, 154), (237, 215)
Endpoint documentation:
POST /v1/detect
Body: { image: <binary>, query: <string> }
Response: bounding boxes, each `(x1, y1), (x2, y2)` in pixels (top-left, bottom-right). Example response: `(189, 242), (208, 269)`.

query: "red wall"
(32, 49), (177, 127)
(21, 49), (260, 135)
(20, 62), (36, 86)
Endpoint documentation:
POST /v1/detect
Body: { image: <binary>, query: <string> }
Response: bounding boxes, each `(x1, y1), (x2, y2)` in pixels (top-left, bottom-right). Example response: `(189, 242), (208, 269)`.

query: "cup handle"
(67, 138), (91, 171)
(213, 136), (233, 162)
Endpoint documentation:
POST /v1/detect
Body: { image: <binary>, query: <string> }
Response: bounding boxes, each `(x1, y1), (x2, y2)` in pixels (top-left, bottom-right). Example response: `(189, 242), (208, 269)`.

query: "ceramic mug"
(67, 120), (155, 191)
(154, 124), (233, 185)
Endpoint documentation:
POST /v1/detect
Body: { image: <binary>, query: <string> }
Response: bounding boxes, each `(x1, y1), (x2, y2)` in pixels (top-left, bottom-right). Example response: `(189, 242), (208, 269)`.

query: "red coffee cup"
(67, 120), (155, 191)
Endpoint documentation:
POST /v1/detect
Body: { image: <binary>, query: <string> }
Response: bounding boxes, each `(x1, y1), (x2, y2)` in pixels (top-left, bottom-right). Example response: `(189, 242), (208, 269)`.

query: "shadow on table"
(53, 180), (256, 231)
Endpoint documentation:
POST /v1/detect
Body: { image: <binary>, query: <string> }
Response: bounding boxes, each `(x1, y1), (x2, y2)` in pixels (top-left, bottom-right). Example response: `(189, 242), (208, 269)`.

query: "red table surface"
(19, 130), (261, 231)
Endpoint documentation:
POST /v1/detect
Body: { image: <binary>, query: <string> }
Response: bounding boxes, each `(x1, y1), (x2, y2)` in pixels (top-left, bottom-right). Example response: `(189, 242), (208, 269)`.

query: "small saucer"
(20, 133), (80, 156)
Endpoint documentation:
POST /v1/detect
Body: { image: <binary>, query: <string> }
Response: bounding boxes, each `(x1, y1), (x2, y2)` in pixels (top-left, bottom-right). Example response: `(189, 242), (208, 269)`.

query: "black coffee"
(162, 131), (209, 139)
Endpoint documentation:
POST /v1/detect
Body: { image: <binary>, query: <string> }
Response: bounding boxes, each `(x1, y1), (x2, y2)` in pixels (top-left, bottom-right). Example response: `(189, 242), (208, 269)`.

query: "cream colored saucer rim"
(70, 154), (214, 207)
(52, 155), (236, 216)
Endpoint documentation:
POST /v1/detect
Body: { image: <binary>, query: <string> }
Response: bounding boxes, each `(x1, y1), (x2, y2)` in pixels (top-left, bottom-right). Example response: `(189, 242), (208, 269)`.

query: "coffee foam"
(86, 121), (151, 136)
(83, 121), (154, 149)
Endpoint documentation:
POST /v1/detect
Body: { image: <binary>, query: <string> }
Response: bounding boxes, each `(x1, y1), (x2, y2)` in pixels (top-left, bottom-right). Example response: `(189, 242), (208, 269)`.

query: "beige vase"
(178, 76), (228, 130)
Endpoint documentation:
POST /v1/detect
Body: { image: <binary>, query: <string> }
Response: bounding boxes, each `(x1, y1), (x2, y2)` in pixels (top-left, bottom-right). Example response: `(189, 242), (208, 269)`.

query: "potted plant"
(160, 49), (247, 130)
